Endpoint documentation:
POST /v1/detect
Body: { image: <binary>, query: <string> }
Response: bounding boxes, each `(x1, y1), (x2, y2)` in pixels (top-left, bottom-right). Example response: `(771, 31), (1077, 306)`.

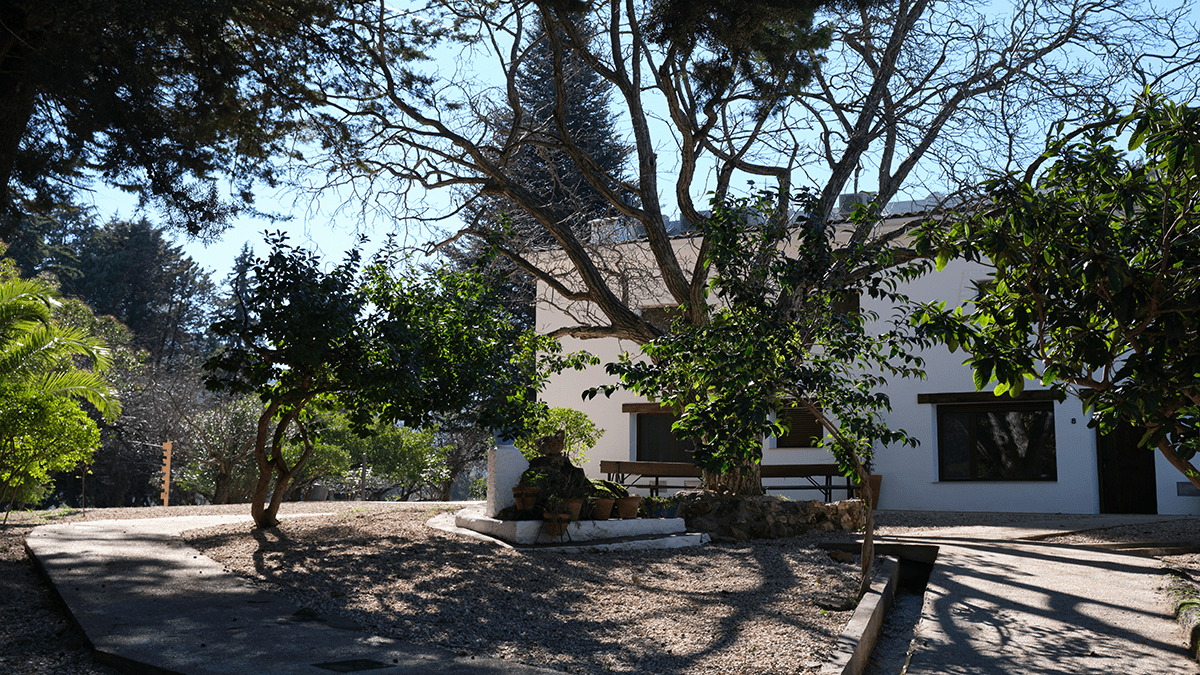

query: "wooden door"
(1096, 424), (1157, 514)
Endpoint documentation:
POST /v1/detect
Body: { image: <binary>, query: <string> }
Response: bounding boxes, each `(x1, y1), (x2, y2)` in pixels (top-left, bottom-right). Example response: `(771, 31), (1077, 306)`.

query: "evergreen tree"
(5, 213), (215, 366)
(453, 17), (633, 327)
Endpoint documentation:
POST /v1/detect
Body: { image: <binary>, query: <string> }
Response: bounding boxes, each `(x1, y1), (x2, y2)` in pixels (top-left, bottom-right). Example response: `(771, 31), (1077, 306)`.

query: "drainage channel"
(863, 553), (935, 675)
(819, 541), (939, 675)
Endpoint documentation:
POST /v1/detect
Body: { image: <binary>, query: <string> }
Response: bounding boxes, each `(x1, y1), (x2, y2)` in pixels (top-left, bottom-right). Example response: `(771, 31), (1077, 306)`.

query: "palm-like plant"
(1, 278), (120, 420)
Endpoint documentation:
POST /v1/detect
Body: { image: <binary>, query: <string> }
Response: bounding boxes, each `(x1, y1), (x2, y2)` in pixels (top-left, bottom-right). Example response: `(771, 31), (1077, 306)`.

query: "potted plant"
(640, 495), (678, 518)
(543, 495), (572, 537)
(589, 479), (620, 520)
(514, 469), (549, 510)
(614, 493), (641, 519)
(563, 484), (589, 521)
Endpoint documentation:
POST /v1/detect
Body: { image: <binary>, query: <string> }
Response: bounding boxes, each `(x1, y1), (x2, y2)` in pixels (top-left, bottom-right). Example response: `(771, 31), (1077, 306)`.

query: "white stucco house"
(534, 212), (1200, 516)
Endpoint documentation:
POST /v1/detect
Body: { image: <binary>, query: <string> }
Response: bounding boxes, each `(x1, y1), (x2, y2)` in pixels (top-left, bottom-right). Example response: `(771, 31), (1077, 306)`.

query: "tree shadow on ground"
(188, 511), (860, 675)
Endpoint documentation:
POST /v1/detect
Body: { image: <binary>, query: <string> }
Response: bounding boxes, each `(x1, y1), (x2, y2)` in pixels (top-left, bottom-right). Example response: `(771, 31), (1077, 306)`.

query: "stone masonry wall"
(677, 490), (867, 541)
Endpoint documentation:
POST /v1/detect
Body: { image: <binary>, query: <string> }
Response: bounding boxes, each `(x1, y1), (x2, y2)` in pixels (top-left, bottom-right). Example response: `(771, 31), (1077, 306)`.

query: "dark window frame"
(936, 401), (1058, 482)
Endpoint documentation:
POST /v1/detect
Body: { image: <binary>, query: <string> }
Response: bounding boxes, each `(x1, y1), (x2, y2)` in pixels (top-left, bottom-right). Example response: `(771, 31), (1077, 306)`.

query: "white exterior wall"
(535, 248), (1200, 515)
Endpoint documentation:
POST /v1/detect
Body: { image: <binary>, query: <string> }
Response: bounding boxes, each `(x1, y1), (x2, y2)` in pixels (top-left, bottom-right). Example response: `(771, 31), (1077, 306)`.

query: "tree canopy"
(0, 0), (386, 239)
(915, 93), (1200, 489)
(601, 189), (929, 597)
(298, 0), (1199, 350)
(204, 234), (584, 526)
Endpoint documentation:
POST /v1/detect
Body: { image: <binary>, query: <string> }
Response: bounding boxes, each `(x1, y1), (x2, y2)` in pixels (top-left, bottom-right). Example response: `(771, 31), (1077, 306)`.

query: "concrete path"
(888, 516), (1199, 675)
(26, 514), (560, 675)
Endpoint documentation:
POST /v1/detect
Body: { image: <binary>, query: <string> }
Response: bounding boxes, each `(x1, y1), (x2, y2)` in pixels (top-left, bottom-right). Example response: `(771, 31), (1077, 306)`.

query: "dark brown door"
(1096, 424), (1157, 514)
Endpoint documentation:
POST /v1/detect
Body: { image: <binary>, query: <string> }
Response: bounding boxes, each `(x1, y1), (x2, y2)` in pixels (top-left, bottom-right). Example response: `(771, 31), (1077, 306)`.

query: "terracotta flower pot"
(512, 486), (540, 510)
(591, 497), (615, 520)
(564, 497), (584, 521)
(854, 475), (882, 510)
(543, 512), (571, 537)
(614, 495), (641, 519)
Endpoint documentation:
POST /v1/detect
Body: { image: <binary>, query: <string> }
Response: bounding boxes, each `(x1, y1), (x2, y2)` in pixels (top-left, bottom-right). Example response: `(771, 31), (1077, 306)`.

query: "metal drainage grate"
(311, 658), (394, 672)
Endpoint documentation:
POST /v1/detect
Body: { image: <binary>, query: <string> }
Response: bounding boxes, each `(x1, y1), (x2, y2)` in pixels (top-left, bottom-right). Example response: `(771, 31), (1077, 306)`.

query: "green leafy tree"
(0, 383), (99, 518)
(516, 407), (604, 465)
(601, 190), (929, 599)
(5, 214), (216, 366)
(204, 234), (573, 527)
(311, 414), (446, 501)
(915, 93), (1200, 491)
(0, 276), (120, 416)
(172, 393), (261, 505)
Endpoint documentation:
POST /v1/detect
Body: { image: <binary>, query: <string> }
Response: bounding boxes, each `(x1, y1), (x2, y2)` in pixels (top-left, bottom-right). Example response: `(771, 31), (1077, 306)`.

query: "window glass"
(937, 403), (1057, 481)
(636, 413), (695, 463)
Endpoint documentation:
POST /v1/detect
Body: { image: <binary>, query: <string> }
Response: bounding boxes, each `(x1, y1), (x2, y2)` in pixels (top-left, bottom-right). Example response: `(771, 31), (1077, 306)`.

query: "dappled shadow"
(188, 512), (861, 675)
(897, 538), (1192, 674)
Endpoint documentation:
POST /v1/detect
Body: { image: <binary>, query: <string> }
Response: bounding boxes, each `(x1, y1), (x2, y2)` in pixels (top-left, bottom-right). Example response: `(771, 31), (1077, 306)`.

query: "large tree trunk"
(703, 463), (763, 495)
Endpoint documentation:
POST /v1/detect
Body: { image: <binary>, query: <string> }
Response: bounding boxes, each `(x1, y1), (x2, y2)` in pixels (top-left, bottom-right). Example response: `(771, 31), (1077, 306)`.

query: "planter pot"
(591, 497), (615, 520)
(512, 486), (540, 510)
(543, 512), (571, 537)
(564, 497), (584, 521)
(854, 474), (882, 510)
(614, 495), (641, 519)
(645, 503), (678, 518)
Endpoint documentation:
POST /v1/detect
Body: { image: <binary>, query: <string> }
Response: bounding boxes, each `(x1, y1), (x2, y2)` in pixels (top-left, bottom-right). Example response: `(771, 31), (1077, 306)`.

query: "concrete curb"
(820, 557), (901, 675)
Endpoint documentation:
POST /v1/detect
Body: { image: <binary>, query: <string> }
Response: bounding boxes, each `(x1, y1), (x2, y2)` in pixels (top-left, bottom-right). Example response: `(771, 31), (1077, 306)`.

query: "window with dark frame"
(937, 401), (1058, 481)
(636, 413), (695, 463)
(774, 407), (823, 448)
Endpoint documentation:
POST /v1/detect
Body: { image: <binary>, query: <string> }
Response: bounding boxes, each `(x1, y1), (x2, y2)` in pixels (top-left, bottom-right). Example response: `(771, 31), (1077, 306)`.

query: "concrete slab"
(454, 505), (685, 545)
(26, 515), (563, 675)
(884, 527), (1200, 675)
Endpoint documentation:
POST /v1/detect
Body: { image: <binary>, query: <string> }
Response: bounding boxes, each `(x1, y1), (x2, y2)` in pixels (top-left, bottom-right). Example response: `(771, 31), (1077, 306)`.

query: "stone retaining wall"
(677, 490), (867, 541)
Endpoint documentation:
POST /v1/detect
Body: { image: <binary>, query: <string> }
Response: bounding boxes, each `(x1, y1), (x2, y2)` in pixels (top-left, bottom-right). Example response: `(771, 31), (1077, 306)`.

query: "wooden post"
(161, 441), (172, 506)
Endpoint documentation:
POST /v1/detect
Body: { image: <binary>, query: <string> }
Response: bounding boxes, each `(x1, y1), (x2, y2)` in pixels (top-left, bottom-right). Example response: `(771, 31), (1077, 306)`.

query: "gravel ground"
(184, 504), (862, 675)
(5, 504), (1200, 675)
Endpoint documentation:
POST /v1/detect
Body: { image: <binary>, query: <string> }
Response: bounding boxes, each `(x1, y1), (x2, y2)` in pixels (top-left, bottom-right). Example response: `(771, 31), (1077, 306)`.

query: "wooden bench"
(600, 460), (859, 501)
(599, 461), (702, 496)
(760, 464), (858, 502)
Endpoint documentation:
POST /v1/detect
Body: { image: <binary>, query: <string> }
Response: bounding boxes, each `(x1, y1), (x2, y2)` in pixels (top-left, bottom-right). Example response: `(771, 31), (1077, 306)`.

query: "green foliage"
(914, 93), (1200, 480)
(0, 276), (120, 419)
(468, 476), (487, 501)
(0, 267), (121, 514)
(310, 412), (448, 501)
(601, 190), (928, 489)
(6, 215), (216, 365)
(515, 407), (605, 464)
(204, 233), (586, 526)
(0, 383), (99, 512)
(642, 0), (881, 107)
(589, 478), (627, 499)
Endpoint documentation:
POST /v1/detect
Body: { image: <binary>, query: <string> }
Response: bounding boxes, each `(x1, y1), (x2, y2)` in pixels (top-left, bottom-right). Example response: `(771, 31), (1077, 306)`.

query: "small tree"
(515, 407), (604, 465)
(0, 383), (100, 518)
(602, 190), (929, 599)
(205, 234), (566, 527)
(915, 93), (1200, 490)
